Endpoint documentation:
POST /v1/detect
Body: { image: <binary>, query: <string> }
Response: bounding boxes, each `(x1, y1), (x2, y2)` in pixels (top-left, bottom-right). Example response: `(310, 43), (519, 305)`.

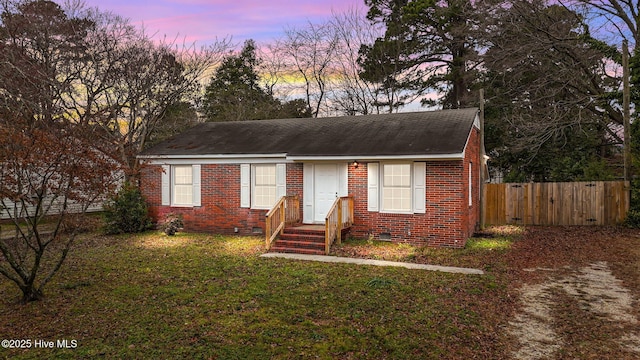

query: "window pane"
(173, 166), (192, 205)
(174, 166), (192, 185)
(253, 164), (277, 208)
(254, 186), (276, 208)
(174, 184), (193, 205)
(255, 165), (276, 186)
(384, 164), (410, 187)
(383, 188), (411, 211)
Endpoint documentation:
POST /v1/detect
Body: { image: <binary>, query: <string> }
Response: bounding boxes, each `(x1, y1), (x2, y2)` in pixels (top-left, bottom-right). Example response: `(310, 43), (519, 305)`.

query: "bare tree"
(258, 43), (288, 98)
(262, 7), (416, 116)
(0, 0), (120, 302)
(558, 1), (639, 110)
(0, 121), (118, 302)
(273, 21), (340, 117)
(0, 0), (231, 302)
(485, 0), (623, 141)
(482, 0), (623, 180)
(328, 7), (387, 115)
(265, 10), (391, 117)
(61, 8), (232, 179)
(559, 0), (639, 45)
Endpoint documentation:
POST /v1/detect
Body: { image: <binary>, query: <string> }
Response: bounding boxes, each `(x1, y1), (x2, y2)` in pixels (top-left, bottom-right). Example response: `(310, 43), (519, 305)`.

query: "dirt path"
(507, 229), (640, 360)
(509, 262), (640, 360)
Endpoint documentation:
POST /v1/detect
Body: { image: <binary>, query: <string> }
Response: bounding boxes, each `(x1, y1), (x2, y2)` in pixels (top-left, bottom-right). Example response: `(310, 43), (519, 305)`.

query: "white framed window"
(253, 164), (277, 209)
(173, 165), (193, 206)
(368, 162), (426, 214)
(161, 164), (201, 207)
(469, 162), (473, 207)
(382, 164), (412, 213)
(240, 163), (286, 209)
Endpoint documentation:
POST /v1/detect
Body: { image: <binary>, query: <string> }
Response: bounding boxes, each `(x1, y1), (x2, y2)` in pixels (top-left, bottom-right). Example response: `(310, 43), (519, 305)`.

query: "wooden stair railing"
(324, 196), (354, 254)
(265, 195), (300, 250)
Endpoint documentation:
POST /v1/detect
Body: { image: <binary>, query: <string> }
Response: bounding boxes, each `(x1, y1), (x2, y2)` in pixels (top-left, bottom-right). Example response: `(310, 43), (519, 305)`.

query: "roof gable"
(141, 108), (479, 159)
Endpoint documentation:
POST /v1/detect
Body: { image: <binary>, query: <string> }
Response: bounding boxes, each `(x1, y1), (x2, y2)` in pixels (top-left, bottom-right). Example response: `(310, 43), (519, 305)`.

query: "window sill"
(379, 210), (414, 215)
(250, 206), (272, 211)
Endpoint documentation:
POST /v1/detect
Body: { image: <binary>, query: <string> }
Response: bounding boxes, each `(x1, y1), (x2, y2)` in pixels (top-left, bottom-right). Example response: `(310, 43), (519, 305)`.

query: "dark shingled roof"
(140, 108), (479, 158)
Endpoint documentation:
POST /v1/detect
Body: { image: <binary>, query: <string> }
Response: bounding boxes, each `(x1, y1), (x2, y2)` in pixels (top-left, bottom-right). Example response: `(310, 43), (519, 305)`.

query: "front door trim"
(302, 162), (348, 224)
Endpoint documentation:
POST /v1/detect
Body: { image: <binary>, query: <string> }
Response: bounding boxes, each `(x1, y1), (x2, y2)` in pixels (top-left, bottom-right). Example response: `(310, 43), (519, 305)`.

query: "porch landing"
(290, 224), (325, 231)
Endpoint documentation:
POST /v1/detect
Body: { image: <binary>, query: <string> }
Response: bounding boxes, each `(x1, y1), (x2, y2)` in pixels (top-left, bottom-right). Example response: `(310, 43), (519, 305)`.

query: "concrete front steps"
(270, 226), (326, 255)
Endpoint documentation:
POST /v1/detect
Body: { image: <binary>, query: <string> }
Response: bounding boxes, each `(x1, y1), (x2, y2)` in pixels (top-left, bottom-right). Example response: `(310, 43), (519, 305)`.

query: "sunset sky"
(81, 0), (366, 45)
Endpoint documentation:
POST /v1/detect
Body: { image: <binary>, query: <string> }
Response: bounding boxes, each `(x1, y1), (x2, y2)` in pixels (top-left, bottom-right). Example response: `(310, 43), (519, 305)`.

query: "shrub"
(625, 179), (640, 227)
(160, 213), (184, 236)
(103, 182), (152, 234)
(625, 209), (640, 228)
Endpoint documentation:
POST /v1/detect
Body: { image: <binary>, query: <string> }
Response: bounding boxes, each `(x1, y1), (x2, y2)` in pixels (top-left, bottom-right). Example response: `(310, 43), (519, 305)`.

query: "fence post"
(279, 202), (285, 236)
(479, 89), (486, 229)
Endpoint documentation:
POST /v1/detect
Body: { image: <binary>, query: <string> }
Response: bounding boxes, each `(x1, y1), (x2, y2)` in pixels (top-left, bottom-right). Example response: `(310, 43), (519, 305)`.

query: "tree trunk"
(20, 285), (43, 303)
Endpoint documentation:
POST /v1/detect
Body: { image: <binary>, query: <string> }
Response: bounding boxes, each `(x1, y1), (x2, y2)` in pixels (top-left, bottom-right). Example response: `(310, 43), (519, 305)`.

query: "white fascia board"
(461, 116), (482, 160)
(286, 154), (464, 162)
(473, 113), (480, 129)
(138, 153), (287, 159)
(139, 152), (466, 164)
(140, 153), (290, 165)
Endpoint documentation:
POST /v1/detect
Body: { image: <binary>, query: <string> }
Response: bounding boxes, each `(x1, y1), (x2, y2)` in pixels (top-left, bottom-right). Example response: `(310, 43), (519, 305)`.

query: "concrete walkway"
(260, 253), (484, 275)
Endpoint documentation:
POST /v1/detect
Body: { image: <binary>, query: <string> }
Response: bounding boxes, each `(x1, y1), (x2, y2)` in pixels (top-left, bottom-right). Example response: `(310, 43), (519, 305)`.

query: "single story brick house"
(139, 108), (483, 249)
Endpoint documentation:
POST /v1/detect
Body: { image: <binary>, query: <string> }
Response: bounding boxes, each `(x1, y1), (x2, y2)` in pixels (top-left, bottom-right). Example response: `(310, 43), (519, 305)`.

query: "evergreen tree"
(359, 0), (480, 110)
(203, 40), (310, 121)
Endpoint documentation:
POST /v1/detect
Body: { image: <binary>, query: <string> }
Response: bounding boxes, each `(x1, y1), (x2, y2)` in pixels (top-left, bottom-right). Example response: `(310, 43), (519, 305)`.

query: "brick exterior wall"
(349, 161), (466, 247)
(346, 127), (481, 248)
(464, 128), (481, 240)
(140, 127), (481, 248)
(286, 163), (304, 221)
(141, 163), (303, 236)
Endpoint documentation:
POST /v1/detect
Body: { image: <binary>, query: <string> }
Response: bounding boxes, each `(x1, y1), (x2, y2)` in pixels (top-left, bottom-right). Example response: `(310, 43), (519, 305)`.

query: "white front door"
(314, 164), (339, 222)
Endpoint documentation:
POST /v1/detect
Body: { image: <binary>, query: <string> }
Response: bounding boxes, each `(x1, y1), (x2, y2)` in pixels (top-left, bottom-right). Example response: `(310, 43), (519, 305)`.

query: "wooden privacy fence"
(484, 181), (630, 226)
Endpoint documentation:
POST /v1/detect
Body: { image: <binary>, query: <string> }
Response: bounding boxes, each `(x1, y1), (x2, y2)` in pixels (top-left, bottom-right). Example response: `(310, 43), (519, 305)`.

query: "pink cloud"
(82, 0), (364, 45)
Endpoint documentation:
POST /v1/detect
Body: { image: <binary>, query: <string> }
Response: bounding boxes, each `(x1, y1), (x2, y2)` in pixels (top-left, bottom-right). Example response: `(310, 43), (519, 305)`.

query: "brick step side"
(279, 233), (325, 243)
(282, 229), (325, 236)
(273, 239), (325, 250)
(283, 227), (350, 236)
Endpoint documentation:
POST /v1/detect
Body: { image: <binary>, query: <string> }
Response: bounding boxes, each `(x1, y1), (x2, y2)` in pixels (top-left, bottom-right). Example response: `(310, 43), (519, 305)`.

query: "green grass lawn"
(0, 230), (514, 359)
